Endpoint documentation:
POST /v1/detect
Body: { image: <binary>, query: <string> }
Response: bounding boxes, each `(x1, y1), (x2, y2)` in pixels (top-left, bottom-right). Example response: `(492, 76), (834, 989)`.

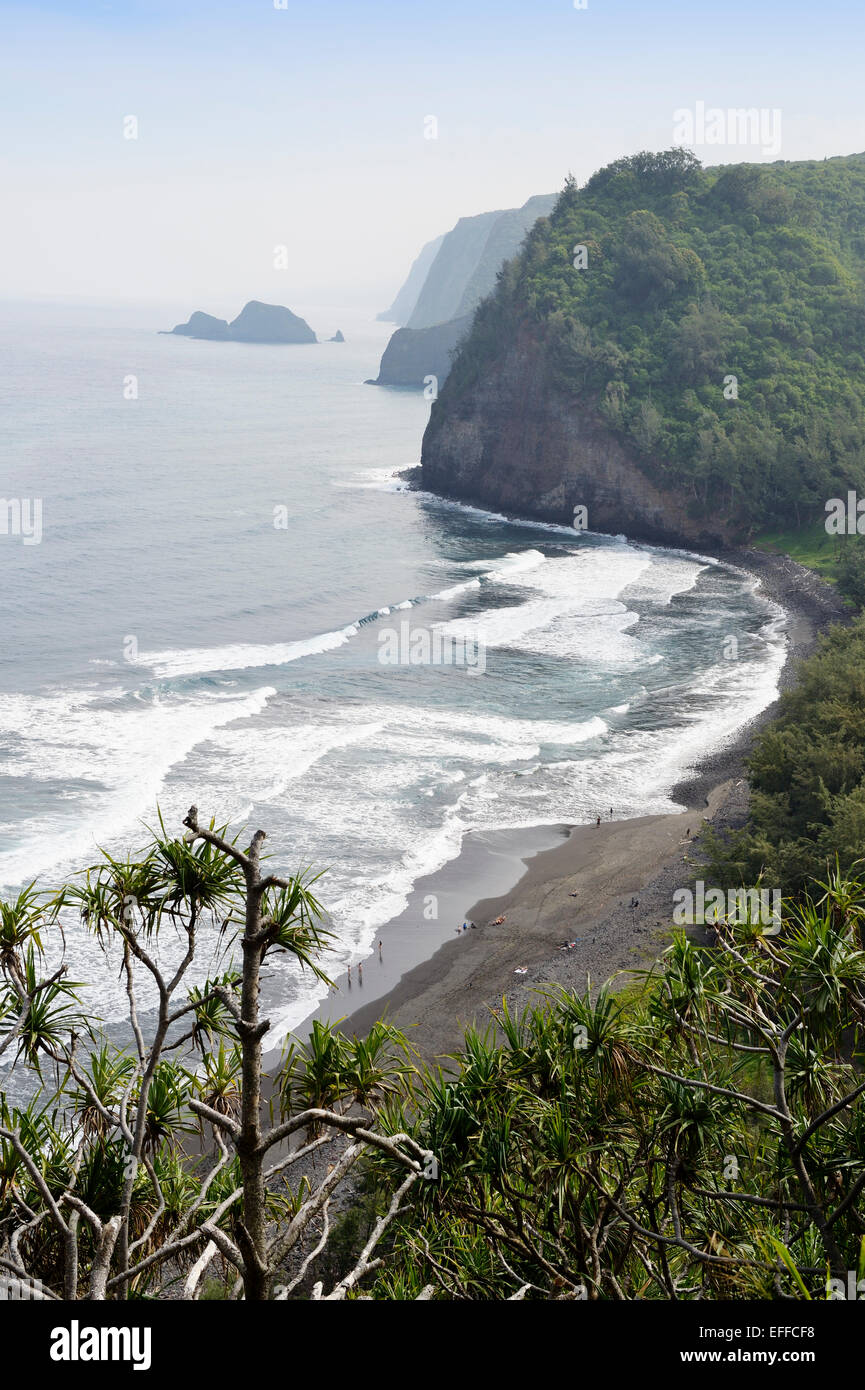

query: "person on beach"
(358, 961), (363, 984)
(347, 964), (352, 986)
(596, 815), (601, 827)
(609, 807), (613, 819)
(378, 939), (383, 959)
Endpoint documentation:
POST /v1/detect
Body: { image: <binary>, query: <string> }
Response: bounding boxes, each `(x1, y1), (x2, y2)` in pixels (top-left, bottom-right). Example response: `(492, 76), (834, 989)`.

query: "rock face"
(421, 329), (737, 547)
(371, 317), (470, 388)
(407, 212), (503, 330)
(377, 235), (445, 325)
(166, 311), (231, 340)
(410, 194), (556, 330)
(372, 193), (556, 391)
(329, 330), (345, 342)
(228, 301), (316, 343)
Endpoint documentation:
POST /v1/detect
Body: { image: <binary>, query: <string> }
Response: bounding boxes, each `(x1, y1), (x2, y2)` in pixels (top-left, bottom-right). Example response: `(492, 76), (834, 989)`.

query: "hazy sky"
(2, 0), (864, 311)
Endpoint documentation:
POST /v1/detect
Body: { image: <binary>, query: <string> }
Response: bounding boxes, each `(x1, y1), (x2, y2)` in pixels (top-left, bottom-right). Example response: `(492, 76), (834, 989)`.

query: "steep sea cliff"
(421, 325), (737, 547)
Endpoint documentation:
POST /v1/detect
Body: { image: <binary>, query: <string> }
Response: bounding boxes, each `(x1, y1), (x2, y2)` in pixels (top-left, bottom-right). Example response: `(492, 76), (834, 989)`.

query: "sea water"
(0, 300), (786, 1065)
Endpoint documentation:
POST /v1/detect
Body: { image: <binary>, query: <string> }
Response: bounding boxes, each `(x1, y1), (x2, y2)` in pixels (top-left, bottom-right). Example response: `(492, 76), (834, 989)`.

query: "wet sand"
(333, 782), (736, 1063)
(271, 545), (847, 1071)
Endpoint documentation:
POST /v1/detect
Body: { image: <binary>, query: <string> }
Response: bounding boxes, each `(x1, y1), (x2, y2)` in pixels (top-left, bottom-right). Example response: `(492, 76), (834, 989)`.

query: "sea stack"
(228, 300), (317, 344)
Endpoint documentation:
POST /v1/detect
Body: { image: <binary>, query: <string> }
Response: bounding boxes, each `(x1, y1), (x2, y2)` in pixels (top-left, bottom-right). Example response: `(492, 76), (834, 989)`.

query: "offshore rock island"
(163, 299), (317, 343)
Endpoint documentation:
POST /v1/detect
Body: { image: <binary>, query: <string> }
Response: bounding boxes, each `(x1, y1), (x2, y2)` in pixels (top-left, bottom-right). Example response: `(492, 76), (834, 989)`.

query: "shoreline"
(274, 540), (847, 1070)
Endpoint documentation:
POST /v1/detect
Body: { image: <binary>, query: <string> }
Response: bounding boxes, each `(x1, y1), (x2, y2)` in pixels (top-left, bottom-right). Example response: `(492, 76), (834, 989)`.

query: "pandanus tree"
(370, 872), (865, 1300)
(0, 806), (426, 1301)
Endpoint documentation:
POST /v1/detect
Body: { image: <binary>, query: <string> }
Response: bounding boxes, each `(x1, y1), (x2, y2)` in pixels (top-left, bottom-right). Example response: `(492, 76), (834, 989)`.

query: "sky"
(1, 0), (864, 311)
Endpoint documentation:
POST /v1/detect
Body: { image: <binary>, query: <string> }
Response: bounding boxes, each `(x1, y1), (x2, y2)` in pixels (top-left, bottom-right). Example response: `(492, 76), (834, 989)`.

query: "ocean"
(0, 300), (787, 1065)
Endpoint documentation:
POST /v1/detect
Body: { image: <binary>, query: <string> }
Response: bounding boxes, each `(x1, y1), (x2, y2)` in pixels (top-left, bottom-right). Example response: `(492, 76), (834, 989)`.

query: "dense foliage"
(370, 871), (865, 1300)
(2, 807), (864, 1300)
(444, 149), (865, 536)
(703, 617), (865, 892)
(0, 818), (421, 1301)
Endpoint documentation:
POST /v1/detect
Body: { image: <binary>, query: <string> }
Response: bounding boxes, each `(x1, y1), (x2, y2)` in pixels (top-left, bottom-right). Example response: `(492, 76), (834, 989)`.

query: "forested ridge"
(447, 150), (865, 536)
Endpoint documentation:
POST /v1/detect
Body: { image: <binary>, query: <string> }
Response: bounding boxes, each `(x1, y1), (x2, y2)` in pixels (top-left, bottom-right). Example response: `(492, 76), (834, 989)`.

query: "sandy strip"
(336, 781), (736, 1064)
(274, 545), (846, 1071)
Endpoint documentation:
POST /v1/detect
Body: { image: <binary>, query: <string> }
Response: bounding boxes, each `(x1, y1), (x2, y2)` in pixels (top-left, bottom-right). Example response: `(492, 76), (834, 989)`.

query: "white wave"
(426, 548), (547, 602)
(332, 466), (414, 492)
(135, 623), (359, 680)
(413, 490), (599, 539)
(618, 551), (709, 605)
(131, 550), (551, 680)
(0, 685), (276, 891)
(197, 718), (387, 813)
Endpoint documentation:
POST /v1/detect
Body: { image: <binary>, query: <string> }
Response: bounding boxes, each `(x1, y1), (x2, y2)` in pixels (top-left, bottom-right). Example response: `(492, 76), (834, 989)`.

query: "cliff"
(421, 326), (736, 545)
(407, 194), (555, 331)
(407, 212), (503, 330)
(377, 235), (445, 325)
(421, 151), (865, 543)
(448, 194), (557, 322)
(370, 316), (470, 389)
(372, 192), (555, 391)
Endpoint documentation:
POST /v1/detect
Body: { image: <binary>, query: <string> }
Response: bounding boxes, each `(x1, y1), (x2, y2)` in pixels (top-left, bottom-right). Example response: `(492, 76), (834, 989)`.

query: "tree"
(0, 807), (428, 1301)
(372, 872), (865, 1300)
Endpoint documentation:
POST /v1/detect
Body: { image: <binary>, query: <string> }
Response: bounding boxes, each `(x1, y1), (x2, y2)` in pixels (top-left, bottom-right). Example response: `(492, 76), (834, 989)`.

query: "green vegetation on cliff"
(704, 616), (865, 891)
(447, 150), (865, 536)
(370, 877), (865, 1300)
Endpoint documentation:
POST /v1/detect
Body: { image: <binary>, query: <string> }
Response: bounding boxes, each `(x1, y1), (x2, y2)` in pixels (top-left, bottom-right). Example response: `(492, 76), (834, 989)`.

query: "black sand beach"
(272, 545), (847, 1070)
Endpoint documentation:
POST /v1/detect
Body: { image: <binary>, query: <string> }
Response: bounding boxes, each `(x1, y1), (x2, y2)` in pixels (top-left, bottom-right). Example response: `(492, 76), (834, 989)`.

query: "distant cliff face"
(407, 212), (503, 330)
(449, 194), (557, 322)
(377, 235), (445, 325)
(407, 195), (555, 331)
(371, 317), (469, 388)
(421, 327), (736, 546)
(372, 192), (556, 393)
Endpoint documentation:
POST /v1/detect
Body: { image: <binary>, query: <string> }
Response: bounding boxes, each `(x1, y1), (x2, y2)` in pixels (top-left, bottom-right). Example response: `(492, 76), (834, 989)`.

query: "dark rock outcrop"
(368, 317), (470, 389)
(228, 301), (316, 343)
(421, 328), (736, 547)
